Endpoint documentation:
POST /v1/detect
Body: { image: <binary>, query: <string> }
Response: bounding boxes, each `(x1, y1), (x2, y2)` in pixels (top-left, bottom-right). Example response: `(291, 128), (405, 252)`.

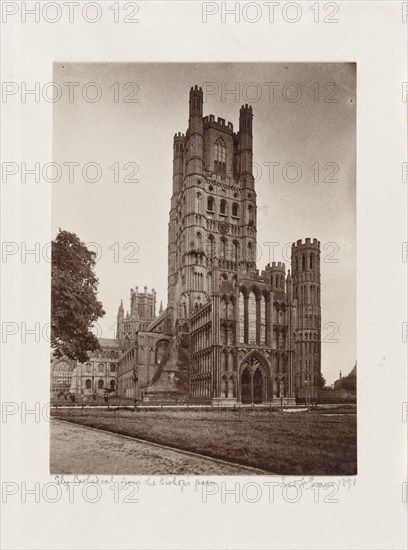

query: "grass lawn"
(52, 408), (357, 475)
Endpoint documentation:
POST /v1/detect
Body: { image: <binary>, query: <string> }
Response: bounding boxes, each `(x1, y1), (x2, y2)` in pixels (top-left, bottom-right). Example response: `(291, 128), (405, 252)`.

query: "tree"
(316, 372), (326, 389)
(338, 374), (356, 392)
(51, 230), (105, 363)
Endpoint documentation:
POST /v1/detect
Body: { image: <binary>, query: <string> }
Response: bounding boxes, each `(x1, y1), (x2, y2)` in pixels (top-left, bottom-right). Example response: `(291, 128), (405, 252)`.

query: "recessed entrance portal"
(240, 357), (265, 404)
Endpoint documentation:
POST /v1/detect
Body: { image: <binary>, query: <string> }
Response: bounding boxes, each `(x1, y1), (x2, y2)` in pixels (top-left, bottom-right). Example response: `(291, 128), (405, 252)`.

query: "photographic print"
(50, 63), (356, 476)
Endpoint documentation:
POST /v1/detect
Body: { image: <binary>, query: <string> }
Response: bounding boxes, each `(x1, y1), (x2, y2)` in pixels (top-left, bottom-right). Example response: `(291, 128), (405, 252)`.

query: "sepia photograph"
(50, 62), (356, 476)
(2, 2), (407, 549)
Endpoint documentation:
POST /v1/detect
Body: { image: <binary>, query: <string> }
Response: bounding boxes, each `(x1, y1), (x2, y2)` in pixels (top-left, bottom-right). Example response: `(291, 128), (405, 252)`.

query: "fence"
(50, 401), (354, 425)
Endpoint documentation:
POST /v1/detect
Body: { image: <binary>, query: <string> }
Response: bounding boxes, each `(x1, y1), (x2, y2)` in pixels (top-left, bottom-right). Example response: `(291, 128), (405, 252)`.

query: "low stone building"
(51, 338), (119, 398)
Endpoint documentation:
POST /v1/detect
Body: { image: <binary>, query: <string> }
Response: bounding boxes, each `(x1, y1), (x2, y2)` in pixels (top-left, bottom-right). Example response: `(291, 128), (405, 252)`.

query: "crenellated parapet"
(262, 261), (287, 294)
(203, 115), (234, 134)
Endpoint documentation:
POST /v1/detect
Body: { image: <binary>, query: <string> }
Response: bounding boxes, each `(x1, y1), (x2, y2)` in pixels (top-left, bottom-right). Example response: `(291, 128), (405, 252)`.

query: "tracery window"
(214, 139), (226, 177)
(248, 291), (257, 344)
(232, 241), (239, 262)
(260, 295), (266, 344)
(207, 234), (215, 257)
(196, 192), (202, 213)
(239, 292), (245, 343)
(207, 272), (213, 293)
(220, 238), (227, 260)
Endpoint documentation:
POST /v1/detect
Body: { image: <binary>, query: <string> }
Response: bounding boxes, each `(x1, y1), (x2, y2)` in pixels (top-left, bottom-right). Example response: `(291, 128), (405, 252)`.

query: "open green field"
(52, 407), (357, 475)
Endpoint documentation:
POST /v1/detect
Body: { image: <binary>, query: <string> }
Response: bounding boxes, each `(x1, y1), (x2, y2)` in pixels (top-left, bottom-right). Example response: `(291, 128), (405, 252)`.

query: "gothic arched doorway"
(241, 367), (251, 404)
(239, 354), (268, 404)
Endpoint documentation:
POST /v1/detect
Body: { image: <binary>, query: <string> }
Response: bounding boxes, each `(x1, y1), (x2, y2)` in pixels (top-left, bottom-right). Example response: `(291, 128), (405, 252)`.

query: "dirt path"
(50, 420), (265, 475)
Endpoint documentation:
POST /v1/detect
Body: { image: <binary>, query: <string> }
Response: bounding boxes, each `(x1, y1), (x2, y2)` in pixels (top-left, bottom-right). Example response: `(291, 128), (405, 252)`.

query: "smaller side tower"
(263, 262), (286, 297)
(291, 238), (321, 401)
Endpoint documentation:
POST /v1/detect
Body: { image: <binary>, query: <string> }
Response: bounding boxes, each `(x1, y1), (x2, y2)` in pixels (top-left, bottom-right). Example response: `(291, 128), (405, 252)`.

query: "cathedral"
(51, 85), (322, 405)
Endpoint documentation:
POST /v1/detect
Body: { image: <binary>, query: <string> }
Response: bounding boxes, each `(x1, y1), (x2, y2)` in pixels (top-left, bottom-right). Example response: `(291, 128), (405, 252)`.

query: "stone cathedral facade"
(112, 85), (322, 405)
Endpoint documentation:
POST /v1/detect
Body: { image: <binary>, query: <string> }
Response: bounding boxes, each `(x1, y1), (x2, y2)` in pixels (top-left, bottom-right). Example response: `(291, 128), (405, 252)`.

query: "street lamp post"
(133, 367), (138, 412)
(304, 379), (310, 411)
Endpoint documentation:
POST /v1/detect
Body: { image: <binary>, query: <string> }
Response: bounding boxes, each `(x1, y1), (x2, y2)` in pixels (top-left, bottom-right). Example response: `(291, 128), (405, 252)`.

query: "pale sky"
(52, 62), (356, 384)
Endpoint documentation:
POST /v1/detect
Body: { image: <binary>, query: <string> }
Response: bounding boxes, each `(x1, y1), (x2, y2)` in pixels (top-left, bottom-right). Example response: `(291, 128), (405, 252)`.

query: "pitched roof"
(98, 338), (118, 348)
(145, 308), (167, 332)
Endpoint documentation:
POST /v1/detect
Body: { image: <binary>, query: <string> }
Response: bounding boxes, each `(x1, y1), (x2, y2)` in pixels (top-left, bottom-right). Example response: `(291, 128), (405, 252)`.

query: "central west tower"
(142, 85), (321, 405)
(167, 86), (257, 332)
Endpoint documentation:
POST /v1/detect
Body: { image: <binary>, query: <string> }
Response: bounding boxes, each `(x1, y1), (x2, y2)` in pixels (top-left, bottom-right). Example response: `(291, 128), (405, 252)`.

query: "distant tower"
(291, 238), (321, 399)
(130, 286), (156, 331)
(116, 299), (124, 340)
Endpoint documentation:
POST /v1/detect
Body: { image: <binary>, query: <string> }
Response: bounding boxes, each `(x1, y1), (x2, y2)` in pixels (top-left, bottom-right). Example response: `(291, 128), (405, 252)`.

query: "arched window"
(110, 380), (116, 390)
(310, 253), (314, 270)
(221, 325), (228, 345)
(227, 299), (234, 319)
(207, 234), (215, 257)
(238, 292), (245, 343)
(207, 272), (213, 293)
(247, 241), (253, 262)
(207, 196), (214, 212)
(110, 363), (116, 373)
(232, 203), (239, 217)
(232, 240), (239, 262)
(196, 192), (202, 213)
(248, 205), (254, 225)
(196, 231), (203, 251)
(248, 291), (257, 344)
(214, 138), (226, 176)
(302, 254), (306, 271)
(220, 238), (227, 259)
(221, 300), (227, 319)
(85, 379), (91, 390)
(98, 380), (104, 389)
(260, 294), (266, 344)
(220, 199), (227, 215)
